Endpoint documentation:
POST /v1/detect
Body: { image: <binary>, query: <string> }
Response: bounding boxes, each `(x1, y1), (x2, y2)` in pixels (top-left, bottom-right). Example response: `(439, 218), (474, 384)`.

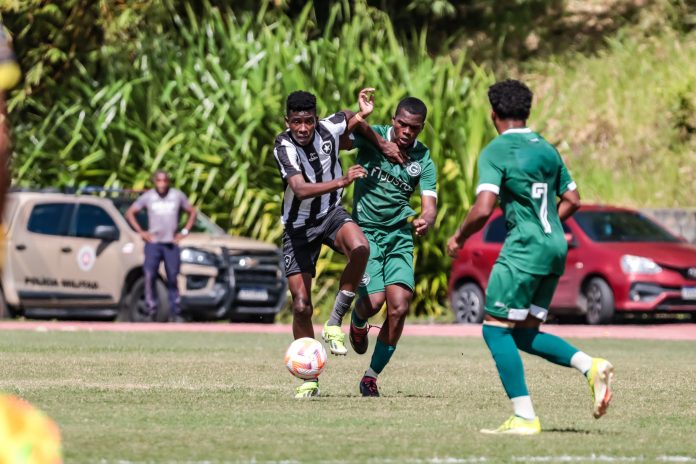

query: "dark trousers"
(144, 242), (181, 318)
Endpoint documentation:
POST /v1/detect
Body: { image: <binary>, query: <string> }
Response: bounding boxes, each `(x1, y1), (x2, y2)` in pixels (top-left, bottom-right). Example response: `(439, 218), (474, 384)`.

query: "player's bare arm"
(413, 195), (437, 237)
(558, 188), (581, 221)
(286, 165), (367, 201)
(447, 191), (497, 257)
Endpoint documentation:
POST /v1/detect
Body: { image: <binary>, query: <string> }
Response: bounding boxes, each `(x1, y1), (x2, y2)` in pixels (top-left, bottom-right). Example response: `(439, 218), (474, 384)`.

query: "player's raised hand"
(342, 165), (368, 185)
(413, 218), (431, 237)
(358, 88), (375, 118)
(447, 235), (463, 258)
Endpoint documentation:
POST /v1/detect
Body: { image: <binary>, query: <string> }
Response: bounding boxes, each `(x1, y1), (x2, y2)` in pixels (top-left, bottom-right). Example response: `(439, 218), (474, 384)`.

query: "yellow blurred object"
(0, 62), (20, 91)
(0, 394), (62, 464)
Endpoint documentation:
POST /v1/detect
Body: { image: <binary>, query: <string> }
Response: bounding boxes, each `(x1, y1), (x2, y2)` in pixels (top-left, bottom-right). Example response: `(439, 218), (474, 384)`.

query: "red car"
(448, 204), (696, 324)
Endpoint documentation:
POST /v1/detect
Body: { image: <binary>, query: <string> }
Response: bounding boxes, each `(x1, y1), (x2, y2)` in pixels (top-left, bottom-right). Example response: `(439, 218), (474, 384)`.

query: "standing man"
(274, 88), (399, 398)
(126, 171), (197, 322)
(447, 79), (613, 435)
(344, 97), (437, 397)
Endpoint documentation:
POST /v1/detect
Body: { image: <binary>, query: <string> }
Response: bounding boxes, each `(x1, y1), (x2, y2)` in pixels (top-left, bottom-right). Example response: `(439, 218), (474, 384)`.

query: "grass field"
(1, 330), (695, 463)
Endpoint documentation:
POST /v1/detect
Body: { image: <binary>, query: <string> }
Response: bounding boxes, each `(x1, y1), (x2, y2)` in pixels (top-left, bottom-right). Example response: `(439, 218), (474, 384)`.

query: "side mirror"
(94, 225), (119, 242)
(564, 232), (578, 249)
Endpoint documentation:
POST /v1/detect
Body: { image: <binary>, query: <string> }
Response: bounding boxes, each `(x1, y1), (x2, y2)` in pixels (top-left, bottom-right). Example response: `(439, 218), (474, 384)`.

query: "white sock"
(511, 396), (536, 420)
(364, 367), (379, 379)
(570, 351), (593, 375)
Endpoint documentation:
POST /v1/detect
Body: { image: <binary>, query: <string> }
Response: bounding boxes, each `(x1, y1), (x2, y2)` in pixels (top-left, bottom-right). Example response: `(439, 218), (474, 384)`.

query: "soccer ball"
(284, 337), (327, 380)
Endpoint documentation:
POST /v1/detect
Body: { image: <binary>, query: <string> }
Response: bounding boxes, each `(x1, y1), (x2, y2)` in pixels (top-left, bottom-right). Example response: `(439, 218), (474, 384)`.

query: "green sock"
(511, 328), (579, 367)
(351, 309), (367, 328)
(369, 339), (396, 375)
(482, 324), (529, 399)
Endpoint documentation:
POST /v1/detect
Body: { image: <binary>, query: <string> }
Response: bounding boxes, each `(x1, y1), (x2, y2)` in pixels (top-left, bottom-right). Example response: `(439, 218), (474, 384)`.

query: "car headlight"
(181, 248), (217, 266)
(620, 255), (662, 274)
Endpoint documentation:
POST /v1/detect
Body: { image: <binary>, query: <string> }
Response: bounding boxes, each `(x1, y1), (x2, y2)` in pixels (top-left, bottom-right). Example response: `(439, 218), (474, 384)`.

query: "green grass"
(1, 330), (695, 463)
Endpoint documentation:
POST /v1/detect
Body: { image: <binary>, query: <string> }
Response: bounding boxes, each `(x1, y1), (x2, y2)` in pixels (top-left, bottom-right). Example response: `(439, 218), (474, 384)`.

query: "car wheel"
(0, 288), (13, 319)
(450, 282), (485, 324)
(122, 277), (169, 323)
(583, 277), (615, 325)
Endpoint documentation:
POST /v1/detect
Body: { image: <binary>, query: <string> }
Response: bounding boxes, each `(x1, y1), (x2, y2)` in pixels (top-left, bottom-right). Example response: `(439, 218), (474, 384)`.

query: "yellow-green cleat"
(481, 415), (541, 435)
(294, 380), (320, 399)
(587, 357), (614, 419)
(322, 322), (348, 356)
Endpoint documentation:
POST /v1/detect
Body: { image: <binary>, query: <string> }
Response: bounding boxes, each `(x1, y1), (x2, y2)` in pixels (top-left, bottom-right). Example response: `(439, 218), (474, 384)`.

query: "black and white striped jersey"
(273, 112), (347, 229)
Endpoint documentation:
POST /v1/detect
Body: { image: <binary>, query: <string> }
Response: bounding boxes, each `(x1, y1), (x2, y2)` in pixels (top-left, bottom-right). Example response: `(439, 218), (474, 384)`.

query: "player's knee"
(388, 301), (409, 319)
(348, 240), (369, 262)
(292, 297), (313, 320)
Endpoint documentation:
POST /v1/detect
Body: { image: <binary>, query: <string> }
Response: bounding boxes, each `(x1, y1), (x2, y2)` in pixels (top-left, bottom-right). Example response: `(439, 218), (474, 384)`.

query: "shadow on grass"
(545, 427), (615, 435)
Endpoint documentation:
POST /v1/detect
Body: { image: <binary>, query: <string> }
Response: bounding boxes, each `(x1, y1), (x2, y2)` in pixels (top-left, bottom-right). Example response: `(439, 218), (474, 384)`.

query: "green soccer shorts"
(484, 260), (560, 322)
(358, 223), (414, 297)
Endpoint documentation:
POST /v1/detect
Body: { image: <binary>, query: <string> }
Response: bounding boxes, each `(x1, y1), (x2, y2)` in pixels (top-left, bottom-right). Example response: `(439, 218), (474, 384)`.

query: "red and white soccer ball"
(284, 337), (327, 380)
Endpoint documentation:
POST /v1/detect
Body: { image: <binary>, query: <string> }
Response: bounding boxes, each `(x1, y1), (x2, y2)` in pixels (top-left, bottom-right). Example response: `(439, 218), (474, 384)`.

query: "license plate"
(238, 288), (268, 302)
(682, 287), (696, 300)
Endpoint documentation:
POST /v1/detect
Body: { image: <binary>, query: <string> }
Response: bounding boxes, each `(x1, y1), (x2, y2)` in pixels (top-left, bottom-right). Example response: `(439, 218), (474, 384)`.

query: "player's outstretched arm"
(413, 195), (437, 237)
(447, 191), (497, 257)
(558, 188), (581, 222)
(287, 166), (367, 201)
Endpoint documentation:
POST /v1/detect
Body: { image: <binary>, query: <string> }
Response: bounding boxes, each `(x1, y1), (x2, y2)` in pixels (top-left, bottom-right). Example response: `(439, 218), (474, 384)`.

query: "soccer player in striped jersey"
(274, 89), (401, 398)
(447, 79), (614, 434)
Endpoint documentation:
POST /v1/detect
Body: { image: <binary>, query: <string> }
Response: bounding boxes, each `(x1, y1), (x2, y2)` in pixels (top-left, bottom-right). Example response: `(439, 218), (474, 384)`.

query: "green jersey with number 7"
(476, 127), (576, 276)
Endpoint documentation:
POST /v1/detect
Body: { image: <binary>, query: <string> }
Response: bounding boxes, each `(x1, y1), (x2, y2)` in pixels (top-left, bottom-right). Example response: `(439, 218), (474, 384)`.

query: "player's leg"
(480, 262), (541, 435)
(350, 228), (385, 355)
(321, 208), (369, 355)
(162, 244), (182, 321)
(512, 276), (614, 418)
(287, 272), (322, 398)
(361, 226), (414, 396)
(142, 242), (163, 318)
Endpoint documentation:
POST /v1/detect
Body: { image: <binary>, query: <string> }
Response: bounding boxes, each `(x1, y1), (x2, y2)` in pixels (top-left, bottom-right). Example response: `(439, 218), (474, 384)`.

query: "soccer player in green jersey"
(343, 97), (438, 397)
(447, 79), (614, 434)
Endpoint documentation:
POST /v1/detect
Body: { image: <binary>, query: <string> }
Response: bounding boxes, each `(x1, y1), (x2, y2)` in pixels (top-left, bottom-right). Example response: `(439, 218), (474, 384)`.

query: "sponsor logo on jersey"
(360, 273), (371, 287)
(307, 151), (318, 162)
(370, 166), (413, 192)
(406, 161), (421, 177)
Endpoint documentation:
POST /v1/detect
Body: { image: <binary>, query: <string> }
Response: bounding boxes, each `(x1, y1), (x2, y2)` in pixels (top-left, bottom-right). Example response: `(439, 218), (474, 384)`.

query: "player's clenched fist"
(340, 165), (367, 187)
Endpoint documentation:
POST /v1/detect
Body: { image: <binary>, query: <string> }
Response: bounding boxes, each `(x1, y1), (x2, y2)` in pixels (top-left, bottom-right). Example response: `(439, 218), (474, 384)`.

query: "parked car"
(448, 204), (696, 324)
(1, 190), (287, 322)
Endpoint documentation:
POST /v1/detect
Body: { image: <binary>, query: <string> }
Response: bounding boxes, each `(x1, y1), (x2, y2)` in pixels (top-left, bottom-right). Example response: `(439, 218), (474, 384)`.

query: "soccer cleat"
(480, 415), (541, 435)
(359, 375), (380, 397)
(587, 358), (614, 419)
(294, 380), (320, 398)
(349, 321), (369, 355)
(322, 322), (348, 356)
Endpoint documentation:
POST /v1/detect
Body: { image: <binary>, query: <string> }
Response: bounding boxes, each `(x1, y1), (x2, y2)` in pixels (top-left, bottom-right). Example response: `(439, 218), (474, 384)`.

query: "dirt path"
(0, 321), (693, 340)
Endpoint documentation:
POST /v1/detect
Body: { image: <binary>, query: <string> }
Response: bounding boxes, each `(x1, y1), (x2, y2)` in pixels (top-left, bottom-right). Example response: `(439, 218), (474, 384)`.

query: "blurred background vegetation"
(1, 0), (695, 320)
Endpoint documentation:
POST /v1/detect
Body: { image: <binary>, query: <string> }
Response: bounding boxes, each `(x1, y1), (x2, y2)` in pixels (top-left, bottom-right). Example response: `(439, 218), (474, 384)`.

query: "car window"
(74, 204), (118, 239)
(27, 203), (75, 236)
(483, 216), (507, 243)
(574, 211), (678, 243)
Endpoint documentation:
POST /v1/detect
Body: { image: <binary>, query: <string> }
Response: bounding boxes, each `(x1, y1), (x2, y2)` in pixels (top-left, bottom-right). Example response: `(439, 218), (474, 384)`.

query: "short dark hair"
(395, 97), (427, 120)
(152, 170), (169, 182)
(286, 91), (317, 115)
(487, 79), (533, 120)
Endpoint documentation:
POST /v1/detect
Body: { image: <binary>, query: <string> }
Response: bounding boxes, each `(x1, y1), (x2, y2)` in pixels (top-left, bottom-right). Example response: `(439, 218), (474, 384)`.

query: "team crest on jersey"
(321, 140), (333, 155)
(406, 161), (421, 177)
(359, 273), (371, 287)
(284, 255), (292, 270)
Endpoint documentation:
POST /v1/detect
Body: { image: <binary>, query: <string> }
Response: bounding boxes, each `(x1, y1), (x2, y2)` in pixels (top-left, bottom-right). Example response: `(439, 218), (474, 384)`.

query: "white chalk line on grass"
(99, 455), (695, 464)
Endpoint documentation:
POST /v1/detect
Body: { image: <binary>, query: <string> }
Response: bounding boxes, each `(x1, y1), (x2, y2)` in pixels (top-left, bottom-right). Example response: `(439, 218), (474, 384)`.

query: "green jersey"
(477, 128), (576, 275)
(352, 125), (437, 227)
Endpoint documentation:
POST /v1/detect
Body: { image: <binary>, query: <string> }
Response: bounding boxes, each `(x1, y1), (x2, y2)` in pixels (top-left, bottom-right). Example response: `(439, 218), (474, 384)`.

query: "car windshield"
(574, 211), (678, 243)
(112, 198), (226, 236)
